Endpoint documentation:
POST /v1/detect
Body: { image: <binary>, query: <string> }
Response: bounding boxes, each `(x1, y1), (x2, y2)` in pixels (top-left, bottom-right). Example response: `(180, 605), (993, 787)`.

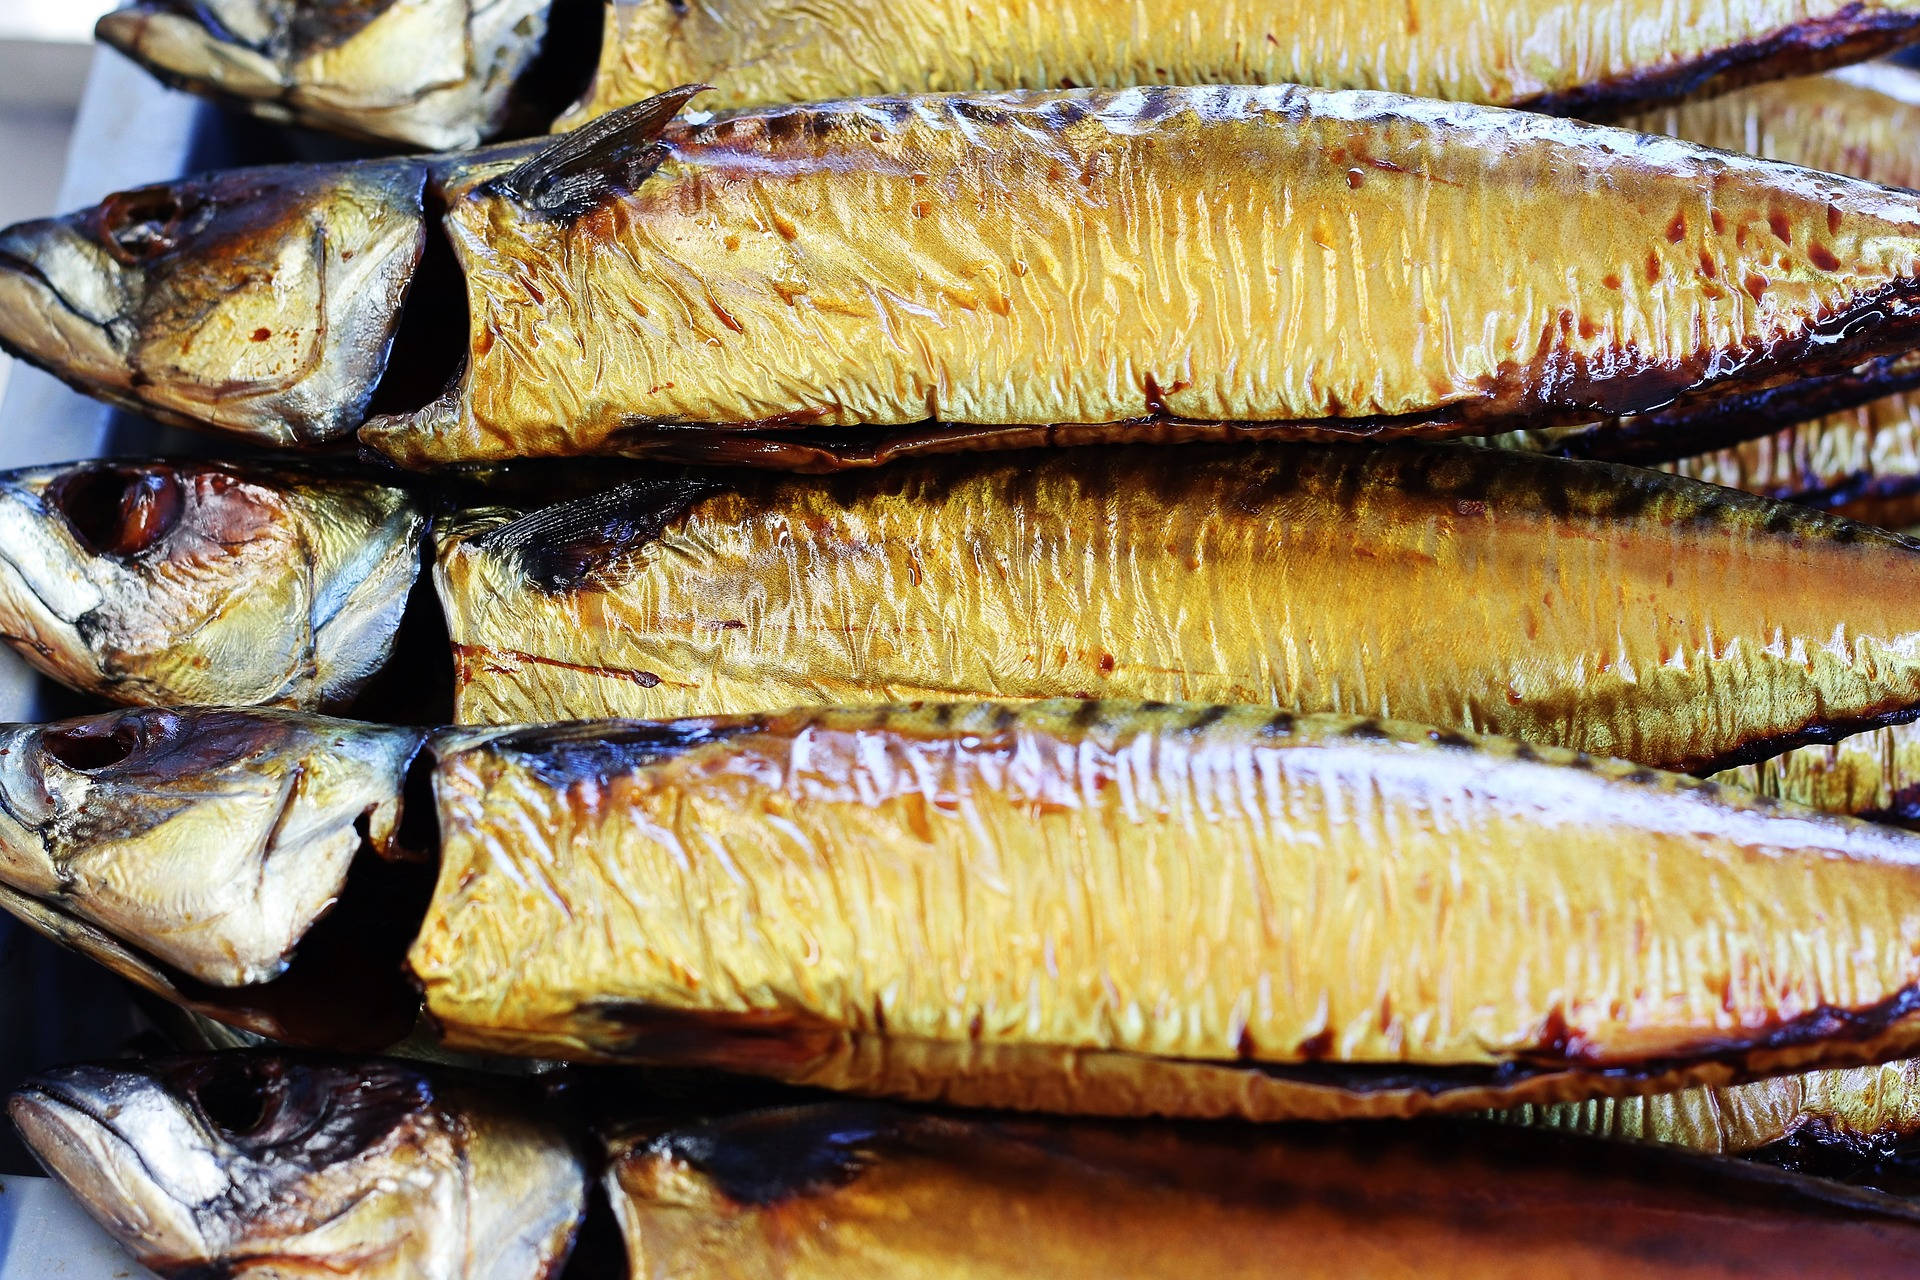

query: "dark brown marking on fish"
(47, 465), (185, 560)
(485, 717), (768, 787)
(1745, 1116), (1920, 1197)
(647, 1104), (919, 1208)
(1521, 6), (1920, 119)
(489, 84), (709, 222)
(1183, 705), (1231, 736)
(1296, 1028), (1336, 1060)
(1811, 243), (1844, 272)
(476, 475), (726, 593)
(1343, 722), (1391, 742)
(1069, 700), (1105, 732)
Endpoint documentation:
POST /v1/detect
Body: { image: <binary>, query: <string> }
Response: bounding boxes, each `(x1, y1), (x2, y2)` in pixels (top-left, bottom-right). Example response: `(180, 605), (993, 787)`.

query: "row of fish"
(17, 1053), (1920, 1278)
(90, 0), (1920, 149)
(10, 448), (1920, 815)
(22, 71), (1920, 470)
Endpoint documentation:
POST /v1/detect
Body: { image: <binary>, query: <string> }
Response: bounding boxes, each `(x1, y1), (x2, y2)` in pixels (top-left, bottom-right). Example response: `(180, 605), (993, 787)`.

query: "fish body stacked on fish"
(19, 1055), (1920, 1279)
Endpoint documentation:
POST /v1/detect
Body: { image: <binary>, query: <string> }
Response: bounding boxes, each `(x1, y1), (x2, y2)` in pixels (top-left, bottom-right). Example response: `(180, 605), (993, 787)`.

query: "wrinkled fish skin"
(0, 459), (424, 710)
(438, 445), (1920, 775)
(1495, 1060), (1920, 1168)
(0, 158), (425, 448)
(9, 1054), (583, 1280)
(97, 0), (554, 151)
(607, 1105), (1920, 1278)
(10, 86), (1920, 463)
(1487, 65), (1920, 485)
(568, 0), (1920, 127)
(1716, 720), (1920, 826)
(0, 707), (424, 989)
(413, 701), (1920, 1120)
(364, 84), (1920, 465)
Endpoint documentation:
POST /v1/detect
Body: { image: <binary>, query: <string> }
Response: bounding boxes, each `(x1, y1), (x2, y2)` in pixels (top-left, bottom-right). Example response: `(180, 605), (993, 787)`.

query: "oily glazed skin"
(607, 1108), (1920, 1279)
(411, 703), (1920, 1121)
(0, 461), (424, 709)
(439, 446), (1920, 774)
(367, 84), (1920, 466)
(1497, 1058), (1920, 1156)
(1638, 65), (1920, 505)
(1718, 720), (1920, 826)
(560, 0), (1920, 127)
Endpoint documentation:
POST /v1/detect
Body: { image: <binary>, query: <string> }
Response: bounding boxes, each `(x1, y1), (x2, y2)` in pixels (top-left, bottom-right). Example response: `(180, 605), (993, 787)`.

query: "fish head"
(0, 707), (427, 987)
(96, 0), (556, 149)
(0, 460), (425, 708)
(10, 1055), (583, 1279)
(0, 159), (425, 446)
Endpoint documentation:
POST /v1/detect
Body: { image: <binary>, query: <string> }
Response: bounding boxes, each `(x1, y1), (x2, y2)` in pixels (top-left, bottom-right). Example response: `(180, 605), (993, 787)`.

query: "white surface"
(0, 2), (117, 45)
(0, 1177), (157, 1278)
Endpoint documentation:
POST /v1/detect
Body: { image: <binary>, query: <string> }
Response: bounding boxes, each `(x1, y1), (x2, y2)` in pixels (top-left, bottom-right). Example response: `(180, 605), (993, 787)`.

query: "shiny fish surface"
(1717, 720), (1920, 826)
(98, 0), (1920, 147)
(438, 446), (1920, 774)
(411, 702), (1920, 1119)
(0, 708), (425, 989)
(365, 85), (1920, 467)
(1496, 1059), (1920, 1165)
(1491, 65), (1920, 489)
(9, 1055), (583, 1280)
(0, 459), (424, 710)
(96, 0), (555, 150)
(12, 86), (1920, 461)
(605, 1105), (1920, 1278)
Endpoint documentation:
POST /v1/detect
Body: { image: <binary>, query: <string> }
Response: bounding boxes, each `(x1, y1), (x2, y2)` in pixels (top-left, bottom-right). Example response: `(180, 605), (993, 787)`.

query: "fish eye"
(95, 188), (203, 265)
(39, 720), (146, 773)
(49, 467), (186, 559)
(187, 1060), (275, 1137)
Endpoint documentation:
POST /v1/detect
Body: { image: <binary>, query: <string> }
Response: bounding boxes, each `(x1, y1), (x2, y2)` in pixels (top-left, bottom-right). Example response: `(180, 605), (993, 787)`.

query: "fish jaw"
(9, 1066), (223, 1267)
(0, 161), (427, 448)
(0, 708), (428, 987)
(0, 461), (426, 710)
(9, 1055), (586, 1280)
(98, 0), (557, 150)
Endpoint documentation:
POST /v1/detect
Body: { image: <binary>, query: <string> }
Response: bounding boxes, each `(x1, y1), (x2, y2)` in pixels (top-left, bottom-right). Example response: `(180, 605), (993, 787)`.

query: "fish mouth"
(9, 1068), (216, 1265)
(95, 5), (288, 103)
(0, 227), (134, 407)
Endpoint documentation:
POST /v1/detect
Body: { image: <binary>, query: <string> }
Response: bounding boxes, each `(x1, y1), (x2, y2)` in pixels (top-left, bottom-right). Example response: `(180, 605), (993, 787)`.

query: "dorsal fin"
(489, 84), (710, 221)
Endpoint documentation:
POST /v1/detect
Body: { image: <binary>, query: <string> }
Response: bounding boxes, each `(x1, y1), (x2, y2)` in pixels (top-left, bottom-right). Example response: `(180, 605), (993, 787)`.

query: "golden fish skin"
(565, 0), (1920, 128)
(363, 84), (1920, 466)
(438, 445), (1920, 774)
(0, 708), (426, 990)
(411, 702), (1920, 1121)
(96, 0), (556, 151)
(9, 1055), (583, 1280)
(0, 459), (424, 710)
(1715, 720), (1920, 827)
(1495, 1059), (1920, 1167)
(607, 1105), (1920, 1279)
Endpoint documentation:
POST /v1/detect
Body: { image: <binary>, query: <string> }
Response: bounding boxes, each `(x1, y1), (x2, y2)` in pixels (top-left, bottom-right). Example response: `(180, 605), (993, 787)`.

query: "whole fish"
(25, 1060), (1920, 1280)
(12, 87), (1920, 462)
(97, 0), (1920, 148)
(438, 445), (1920, 775)
(0, 459), (424, 710)
(9, 1055), (584, 1280)
(96, 0), (558, 151)
(25, 702), (1920, 1120)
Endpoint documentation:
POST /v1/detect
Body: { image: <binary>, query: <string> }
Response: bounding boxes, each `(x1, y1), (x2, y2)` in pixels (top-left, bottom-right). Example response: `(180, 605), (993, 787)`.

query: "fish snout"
(96, 3), (287, 100)
(0, 216), (137, 405)
(9, 1067), (220, 1266)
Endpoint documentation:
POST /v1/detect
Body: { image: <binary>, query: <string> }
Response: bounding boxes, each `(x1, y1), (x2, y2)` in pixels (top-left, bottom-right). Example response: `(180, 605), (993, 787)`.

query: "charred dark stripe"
(651, 1104), (907, 1207)
(484, 717), (766, 785)
(474, 474), (724, 592)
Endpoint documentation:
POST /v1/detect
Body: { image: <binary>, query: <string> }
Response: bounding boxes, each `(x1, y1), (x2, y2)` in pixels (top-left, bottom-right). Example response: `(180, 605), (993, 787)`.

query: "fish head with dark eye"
(0, 159), (426, 447)
(96, 0), (560, 150)
(0, 707), (427, 987)
(9, 1055), (586, 1280)
(0, 460), (426, 709)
